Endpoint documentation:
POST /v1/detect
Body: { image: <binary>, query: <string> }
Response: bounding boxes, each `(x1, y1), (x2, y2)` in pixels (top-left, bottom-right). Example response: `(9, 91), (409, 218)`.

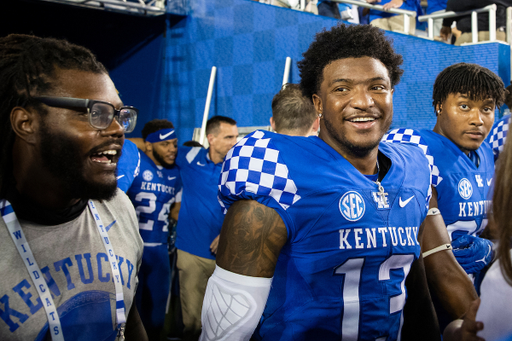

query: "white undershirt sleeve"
(199, 265), (272, 341)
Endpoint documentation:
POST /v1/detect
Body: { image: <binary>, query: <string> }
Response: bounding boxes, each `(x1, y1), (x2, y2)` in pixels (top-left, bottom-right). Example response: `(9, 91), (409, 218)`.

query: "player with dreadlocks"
(384, 62), (506, 331)
(0, 34), (147, 340)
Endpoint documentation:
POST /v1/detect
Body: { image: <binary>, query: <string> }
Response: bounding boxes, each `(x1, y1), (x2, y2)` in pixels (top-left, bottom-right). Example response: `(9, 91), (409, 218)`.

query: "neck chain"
(374, 159), (386, 197)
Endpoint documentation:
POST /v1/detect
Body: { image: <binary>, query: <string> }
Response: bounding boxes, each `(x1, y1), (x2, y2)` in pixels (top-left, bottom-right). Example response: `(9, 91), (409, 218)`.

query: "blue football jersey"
(117, 139), (141, 192)
(488, 114), (510, 161)
(219, 130), (432, 341)
(385, 129), (494, 240)
(127, 152), (181, 244)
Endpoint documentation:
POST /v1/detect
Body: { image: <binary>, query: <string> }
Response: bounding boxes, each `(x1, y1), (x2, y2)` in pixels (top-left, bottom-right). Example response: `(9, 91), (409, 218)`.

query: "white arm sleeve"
(199, 265), (272, 341)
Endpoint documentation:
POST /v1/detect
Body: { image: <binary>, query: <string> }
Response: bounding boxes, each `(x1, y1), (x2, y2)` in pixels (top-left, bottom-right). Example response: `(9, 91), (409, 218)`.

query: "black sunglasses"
(34, 96), (138, 133)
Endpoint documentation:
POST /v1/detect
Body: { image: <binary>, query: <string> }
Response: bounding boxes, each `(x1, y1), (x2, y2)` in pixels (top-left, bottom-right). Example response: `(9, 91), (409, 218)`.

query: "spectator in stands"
(174, 116), (238, 341)
(440, 0), (512, 46)
(426, 0), (448, 41)
(257, 0), (299, 9)
(300, 1), (355, 21)
(270, 83), (319, 136)
(317, 0), (341, 19)
(366, 0), (423, 35)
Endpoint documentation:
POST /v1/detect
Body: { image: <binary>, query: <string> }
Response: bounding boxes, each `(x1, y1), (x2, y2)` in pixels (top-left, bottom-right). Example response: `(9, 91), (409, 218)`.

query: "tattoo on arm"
(216, 200), (287, 278)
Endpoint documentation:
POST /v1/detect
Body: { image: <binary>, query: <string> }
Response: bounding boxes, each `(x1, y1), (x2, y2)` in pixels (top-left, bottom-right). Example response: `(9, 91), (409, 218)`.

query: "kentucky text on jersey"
(339, 226), (420, 249)
(0, 251), (136, 332)
(459, 200), (491, 218)
(140, 181), (176, 195)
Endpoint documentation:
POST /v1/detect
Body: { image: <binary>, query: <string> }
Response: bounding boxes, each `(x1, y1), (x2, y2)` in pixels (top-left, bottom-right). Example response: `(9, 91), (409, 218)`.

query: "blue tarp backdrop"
(4, 0), (508, 143)
(112, 0), (511, 142)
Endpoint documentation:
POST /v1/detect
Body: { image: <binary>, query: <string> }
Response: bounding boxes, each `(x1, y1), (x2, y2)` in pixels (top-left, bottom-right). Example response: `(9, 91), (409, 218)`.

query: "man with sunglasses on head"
(123, 119), (181, 340)
(0, 34), (146, 340)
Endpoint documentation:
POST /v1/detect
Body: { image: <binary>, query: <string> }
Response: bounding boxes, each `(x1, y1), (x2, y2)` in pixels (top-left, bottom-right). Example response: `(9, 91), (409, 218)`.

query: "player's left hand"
(210, 235), (220, 255)
(451, 235), (494, 275)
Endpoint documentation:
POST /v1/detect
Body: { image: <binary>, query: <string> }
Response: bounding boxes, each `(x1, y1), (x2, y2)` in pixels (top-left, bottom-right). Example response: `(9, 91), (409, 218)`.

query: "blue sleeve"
(117, 139), (141, 192)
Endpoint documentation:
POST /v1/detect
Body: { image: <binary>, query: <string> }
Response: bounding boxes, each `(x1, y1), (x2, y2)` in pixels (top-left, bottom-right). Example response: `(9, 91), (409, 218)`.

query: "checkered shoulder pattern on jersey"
(383, 128), (443, 190)
(487, 114), (510, 161)
(218, 130), (301, 216)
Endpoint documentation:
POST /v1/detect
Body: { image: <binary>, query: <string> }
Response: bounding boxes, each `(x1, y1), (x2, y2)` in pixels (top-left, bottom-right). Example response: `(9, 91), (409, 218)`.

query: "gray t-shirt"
(0, 189), (143, 341)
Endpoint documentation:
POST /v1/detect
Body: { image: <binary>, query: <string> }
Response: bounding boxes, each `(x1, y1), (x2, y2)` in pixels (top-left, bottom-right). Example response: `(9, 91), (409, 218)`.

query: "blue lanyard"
(0, 199), (126, 340)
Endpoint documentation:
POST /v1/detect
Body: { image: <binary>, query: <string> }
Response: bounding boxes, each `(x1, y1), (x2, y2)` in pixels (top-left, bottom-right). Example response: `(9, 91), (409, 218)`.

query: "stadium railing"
(417, 4), (503, 43)
(296, 0), (416, 35)
(37, 0), (166, 16)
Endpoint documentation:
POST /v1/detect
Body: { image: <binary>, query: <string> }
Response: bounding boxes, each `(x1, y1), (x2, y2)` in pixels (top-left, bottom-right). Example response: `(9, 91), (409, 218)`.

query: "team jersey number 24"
(134, 192), (171, 232)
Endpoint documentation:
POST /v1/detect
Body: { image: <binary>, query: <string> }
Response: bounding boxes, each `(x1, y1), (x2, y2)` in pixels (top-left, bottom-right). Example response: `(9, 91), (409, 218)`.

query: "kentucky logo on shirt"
(0, 251), (137, 334)
(475, 174), (484, 188)
(372, 191), (389, 209)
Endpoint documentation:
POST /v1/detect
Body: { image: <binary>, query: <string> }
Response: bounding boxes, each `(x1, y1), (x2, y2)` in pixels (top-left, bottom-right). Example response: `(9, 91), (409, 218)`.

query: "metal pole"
(199, 66), (217, 146)
(471, 11), (478, 43)
(404, 14), (410, 35)
(507, 7), (512, 45)
(427, 18), (434, 40)
(282, 57), (292, 86)
(489, 6), (496, 42)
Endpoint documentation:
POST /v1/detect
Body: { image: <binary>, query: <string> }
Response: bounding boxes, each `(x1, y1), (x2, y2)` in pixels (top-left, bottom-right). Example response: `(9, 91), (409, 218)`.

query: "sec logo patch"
(458, 178), (473, 200)
(339, 191), (365, 222)
(143, 170), (153, 182)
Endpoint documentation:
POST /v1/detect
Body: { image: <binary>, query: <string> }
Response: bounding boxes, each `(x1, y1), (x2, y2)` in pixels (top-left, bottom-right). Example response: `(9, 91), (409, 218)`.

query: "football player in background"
(125, 119), (181, 340)
(384, 62), (506, 328)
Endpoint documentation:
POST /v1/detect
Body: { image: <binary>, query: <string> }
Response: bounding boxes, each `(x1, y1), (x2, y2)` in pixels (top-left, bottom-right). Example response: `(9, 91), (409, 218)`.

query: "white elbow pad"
(200, 265), (272, 341)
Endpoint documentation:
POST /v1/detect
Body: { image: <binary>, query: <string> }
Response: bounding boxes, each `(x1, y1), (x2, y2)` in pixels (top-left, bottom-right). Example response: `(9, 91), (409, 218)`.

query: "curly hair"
(142, 119), (175, 141)
(433, 63), (506, 112)
(0, 34), (107, 195)
(298, 23), (404, 100)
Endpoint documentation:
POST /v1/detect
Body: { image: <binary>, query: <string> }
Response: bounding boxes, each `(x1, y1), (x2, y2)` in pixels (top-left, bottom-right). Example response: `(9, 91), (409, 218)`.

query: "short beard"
(152, 148), (174, 169)
(39, 120), (118, 201)
(323, 117), (387, 158)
